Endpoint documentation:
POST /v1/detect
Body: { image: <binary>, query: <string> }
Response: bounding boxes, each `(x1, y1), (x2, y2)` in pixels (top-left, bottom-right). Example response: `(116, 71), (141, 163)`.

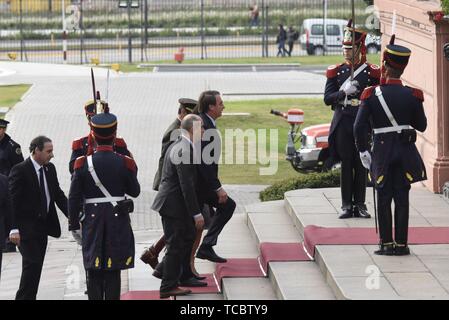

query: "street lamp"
(119, 1), (140, 63)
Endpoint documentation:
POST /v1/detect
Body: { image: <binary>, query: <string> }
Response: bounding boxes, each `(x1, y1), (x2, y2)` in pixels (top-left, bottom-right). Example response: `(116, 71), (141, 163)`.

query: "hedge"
(259, 170), (341, 202)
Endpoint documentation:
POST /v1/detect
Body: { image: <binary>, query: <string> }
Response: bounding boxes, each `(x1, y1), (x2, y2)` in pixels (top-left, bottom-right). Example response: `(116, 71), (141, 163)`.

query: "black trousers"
(87, 269), (121, 300)
(377, 162), (410, 245)
(15, 235), (47, 300)
(159, 215), (195, 292)
(201, 193), (236, 247)
(335, 122), (367, 210)
(287, 42), (294, 56)
(0, 251), (3, 282)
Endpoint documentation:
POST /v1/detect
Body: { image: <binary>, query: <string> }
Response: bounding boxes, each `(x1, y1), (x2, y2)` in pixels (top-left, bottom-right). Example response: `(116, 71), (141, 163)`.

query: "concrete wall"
(375, 0), (449, 193)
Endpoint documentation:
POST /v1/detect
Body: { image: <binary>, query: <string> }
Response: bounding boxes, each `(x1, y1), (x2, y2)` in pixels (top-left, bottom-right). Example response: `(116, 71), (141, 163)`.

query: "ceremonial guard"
(0, 119), (24, 252)
(68, 111), (140, 300)
(69, 99), (131, 174)
(324, 19), (380, 219)
(354, 35), (427, 256)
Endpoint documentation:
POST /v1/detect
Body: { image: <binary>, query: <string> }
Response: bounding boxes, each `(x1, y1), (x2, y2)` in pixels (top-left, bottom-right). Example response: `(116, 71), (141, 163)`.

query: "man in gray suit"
(151, 114), (205, 299)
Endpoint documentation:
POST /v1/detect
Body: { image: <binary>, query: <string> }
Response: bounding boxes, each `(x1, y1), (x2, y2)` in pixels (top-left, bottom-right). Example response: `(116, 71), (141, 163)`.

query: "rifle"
(90, 68), (104, 113)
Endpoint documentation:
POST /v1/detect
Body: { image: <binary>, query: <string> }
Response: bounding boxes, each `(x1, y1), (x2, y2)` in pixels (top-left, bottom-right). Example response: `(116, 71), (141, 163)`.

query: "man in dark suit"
(0, 173), (12, 279)
(8, 135), (68, 300)
(143, 98), (202, 274)
(69, 111), (140, 300)
(151, 114), (206, 299)
(0, 119), (24, 253)
(194, 90), (236, 263)
(354, 35), (427, 256)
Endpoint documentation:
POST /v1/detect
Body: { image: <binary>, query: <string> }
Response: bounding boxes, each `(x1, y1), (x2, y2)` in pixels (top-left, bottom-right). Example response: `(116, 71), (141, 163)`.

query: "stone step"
(245, 200), (302, 244)
(284, 187), (449, 300)
(245, 200), (335, 300)
(268, 261), (335, 300)
(222, 278), (277, 300)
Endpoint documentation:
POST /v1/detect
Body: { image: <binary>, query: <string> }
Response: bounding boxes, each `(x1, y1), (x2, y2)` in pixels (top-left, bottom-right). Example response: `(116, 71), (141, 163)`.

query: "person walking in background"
(249, 2), (259, 27)
(9, 136), (68, 300)
(287, 26), (299, 57)
(276, 24), (288, 57)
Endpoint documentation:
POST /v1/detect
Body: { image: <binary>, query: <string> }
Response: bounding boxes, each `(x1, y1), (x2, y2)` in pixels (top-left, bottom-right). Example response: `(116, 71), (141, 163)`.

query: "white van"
(299, 18), (380, 55)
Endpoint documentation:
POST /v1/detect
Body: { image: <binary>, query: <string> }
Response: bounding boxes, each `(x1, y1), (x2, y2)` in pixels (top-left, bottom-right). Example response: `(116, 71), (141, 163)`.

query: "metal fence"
(0, 0), (377, 64)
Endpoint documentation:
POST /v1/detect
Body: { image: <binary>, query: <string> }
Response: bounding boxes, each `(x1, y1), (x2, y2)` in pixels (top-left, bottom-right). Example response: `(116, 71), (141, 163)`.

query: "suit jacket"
(354, 80), (427, 187)
(151, 137), (201, 220)
(9, 158), (68, 239)
(197, 112), (222, 192)
(0, 173), (11, 249)
(153, 118), (181, 191)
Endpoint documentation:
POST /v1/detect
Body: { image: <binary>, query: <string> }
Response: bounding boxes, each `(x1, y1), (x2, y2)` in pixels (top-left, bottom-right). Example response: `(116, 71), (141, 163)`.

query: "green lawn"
(0, 84), (31, 118)
(114, 53), (381, 72)
(216, 98), (333, 185)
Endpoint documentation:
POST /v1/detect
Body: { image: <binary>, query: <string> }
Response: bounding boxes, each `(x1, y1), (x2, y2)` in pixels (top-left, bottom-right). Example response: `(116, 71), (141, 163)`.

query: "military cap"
(84, 99), (109, 119)
(0, 119), (9, 128)
(90, 111), (117, 139)
(179, 98), (198, 112)
(342, 19), (367, 49)
(382, 35), (411, 71)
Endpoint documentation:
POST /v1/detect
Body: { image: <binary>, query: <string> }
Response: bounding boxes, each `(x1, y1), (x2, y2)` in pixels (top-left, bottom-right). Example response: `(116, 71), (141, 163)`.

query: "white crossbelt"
(339, 63), (368, 92)
(86, 156), (124, 206)
(85, 197), (126, 204)
(373, 87), (412, 134)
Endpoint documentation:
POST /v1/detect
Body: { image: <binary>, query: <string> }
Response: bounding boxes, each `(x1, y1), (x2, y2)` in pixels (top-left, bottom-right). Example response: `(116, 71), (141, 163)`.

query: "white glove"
(72, 230), (82, 246)
(343, 81), (358, 95)
(359, 151), (372, 170)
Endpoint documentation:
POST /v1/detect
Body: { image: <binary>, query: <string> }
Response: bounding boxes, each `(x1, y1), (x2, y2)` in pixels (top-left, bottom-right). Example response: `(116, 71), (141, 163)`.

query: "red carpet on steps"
(121, 225), (449, 299)
(259, 242), (311, 273)
(304, 225), (449, 257)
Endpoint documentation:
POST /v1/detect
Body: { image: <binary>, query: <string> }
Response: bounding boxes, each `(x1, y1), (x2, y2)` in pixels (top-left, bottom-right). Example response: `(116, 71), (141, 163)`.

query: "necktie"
(39, 167), (48, 219)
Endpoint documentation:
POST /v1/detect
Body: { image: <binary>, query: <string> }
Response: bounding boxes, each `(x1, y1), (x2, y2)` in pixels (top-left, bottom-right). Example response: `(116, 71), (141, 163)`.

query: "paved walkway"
(0, 61), (319, 299)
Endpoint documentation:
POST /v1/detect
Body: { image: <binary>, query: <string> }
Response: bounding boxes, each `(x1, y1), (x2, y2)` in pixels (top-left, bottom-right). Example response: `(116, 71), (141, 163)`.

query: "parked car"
(299, 18), (380, 55)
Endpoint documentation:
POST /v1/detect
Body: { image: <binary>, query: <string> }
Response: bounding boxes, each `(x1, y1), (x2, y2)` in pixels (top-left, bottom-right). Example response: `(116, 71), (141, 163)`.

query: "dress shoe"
(196, 246), (227, 263)
(179, 277), (208, 287)
(374, 242), (395, 256)
(338, 209), (353, 219)
(140, 245), (159, 269)
(160, 287), (191, 299)
(353, 206), (371, 218)
(152, 269), (163, 279)
(394, 244), (410, 256)
(193, 274), (207, 281)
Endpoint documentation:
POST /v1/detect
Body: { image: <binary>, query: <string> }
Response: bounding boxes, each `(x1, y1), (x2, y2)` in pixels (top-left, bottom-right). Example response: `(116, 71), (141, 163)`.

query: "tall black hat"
(342, 19), (367, 49)
(90, 111), (117, 140)
(382, 35), (411, 71)
(84, 99), (109, 120)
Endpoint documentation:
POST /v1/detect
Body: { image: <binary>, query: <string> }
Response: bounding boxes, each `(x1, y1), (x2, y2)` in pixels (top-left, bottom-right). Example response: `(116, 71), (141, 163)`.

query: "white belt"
(373, 125), (412, 134)
(85, 196), (126, 204)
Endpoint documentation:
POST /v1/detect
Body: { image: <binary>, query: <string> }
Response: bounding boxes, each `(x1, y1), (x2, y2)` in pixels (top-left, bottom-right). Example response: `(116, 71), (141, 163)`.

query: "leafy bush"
(259, 170), (341, 202)
(443, 0), (449, 15)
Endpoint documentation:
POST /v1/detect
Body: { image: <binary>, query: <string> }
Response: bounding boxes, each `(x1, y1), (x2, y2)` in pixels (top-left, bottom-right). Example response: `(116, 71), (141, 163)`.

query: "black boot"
(394, 243), (410, 256)
(353, 205), (371, 219)
(338, 209), (353, 219)
(374, 242), (395, 256)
